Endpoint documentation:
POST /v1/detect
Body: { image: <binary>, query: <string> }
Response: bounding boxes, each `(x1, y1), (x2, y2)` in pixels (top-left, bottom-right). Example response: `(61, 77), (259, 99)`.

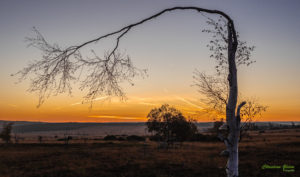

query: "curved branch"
(236, 101), (246, 121)
(67, 6), (237, 58)
(16, 6), (237, 108)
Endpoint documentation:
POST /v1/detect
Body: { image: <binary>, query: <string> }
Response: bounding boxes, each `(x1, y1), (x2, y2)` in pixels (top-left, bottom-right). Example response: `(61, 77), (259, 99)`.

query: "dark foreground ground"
(0, 129), (299, 177)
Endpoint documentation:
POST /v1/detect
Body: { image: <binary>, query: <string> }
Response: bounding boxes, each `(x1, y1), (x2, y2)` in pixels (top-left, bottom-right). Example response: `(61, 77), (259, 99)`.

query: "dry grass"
(0, 129), (299, 177)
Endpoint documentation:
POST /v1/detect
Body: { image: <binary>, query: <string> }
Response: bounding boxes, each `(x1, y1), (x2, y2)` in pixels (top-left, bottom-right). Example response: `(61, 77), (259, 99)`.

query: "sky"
(0, 0), (300, 122)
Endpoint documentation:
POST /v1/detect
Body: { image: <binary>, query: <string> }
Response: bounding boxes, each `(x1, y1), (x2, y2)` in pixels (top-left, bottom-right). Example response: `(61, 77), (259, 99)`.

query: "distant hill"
(0, 121), (148, 136)
(0, 120), (298, 137)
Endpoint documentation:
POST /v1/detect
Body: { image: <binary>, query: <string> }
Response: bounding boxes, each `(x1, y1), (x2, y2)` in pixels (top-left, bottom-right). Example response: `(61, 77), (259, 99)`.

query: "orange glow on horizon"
(1, 94), (299, 123)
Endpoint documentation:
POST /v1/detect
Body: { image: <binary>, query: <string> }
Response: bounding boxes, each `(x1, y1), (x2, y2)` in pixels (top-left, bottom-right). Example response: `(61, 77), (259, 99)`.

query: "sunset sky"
(0, 0), (300, 122)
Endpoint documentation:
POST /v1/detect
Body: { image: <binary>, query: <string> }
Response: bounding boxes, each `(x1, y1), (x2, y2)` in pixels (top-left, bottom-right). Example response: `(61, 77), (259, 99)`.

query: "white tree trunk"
(226, 129), (239, 177)
(225, 22), (240, 177)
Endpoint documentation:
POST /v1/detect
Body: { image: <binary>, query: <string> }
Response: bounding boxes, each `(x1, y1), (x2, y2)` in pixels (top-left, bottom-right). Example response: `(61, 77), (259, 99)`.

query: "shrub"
(149, 134), (163, 142)
(57, 136), (72, 144)
(117, 137), (126, 141)
(104, 135), (117, 141)
(126, 135), (145, 141)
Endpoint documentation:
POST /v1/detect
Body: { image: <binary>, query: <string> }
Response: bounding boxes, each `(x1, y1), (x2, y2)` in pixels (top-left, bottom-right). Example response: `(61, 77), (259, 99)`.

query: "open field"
(0, 129), (299, 177)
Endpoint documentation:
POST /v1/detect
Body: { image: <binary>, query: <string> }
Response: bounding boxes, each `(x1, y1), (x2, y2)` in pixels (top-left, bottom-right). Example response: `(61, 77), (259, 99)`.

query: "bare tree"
(15, 6), (256, 177)
(193, 72), (267, 125)
(238, 97), (267, 140)
(193, 71), (229, 117)
(193, 16), (267, 139)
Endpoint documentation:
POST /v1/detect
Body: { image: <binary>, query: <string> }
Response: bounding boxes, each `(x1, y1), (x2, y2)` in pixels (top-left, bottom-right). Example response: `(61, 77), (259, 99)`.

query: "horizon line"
(0, 120), (299, 124)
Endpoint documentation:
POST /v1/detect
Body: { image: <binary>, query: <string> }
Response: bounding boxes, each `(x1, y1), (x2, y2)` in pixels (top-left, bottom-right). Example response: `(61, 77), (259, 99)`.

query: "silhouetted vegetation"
(126, 135), (145, 141)
(147, 104), (198, 143)
(103, 135), (145, 142)
(57, 136), (72, 145)
(208, 119), (224, 135)
(238, 122), (300, 131)
(149, 134), (163, 142)
(149, 133), (220, 142)
(104, 135), (118, 141)
(0, 123), (13, 144)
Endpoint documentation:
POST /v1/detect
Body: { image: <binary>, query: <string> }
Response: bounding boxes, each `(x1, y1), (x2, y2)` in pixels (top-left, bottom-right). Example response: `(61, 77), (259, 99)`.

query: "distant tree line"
(0, 119), (298, 145)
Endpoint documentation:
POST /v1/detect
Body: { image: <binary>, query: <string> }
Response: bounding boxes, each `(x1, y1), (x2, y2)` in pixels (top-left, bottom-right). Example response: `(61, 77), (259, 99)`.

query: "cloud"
(139, 102), (157, 106)
(129, 96), (153, 101)
(8, 104), (17, 108)
(175, 96), (203, 109)
(70, 96), (108, 106)
(70, 102), (81, 106)
(88, 115), (143, 120)
(93, 96), (109, 101)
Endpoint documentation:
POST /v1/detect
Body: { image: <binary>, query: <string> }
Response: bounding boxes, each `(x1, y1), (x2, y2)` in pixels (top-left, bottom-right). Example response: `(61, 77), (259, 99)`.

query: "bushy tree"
(147, 104), (197, 142)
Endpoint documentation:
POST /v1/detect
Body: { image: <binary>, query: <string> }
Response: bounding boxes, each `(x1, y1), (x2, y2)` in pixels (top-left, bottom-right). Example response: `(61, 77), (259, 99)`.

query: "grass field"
(0, 129), (299, 177)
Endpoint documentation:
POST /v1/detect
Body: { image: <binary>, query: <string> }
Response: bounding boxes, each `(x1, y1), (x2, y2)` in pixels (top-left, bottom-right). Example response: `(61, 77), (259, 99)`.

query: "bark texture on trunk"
(225, 21), (243, 177)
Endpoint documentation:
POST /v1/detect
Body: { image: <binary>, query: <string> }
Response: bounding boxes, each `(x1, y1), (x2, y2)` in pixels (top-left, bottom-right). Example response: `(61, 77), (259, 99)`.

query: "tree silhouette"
(147, 104), (197, 144)
(15, 6), (255, 177)
(193, 72), (267, 132)
(193, 16), (267, 143)
(192, 17), (267, 140)
(0, 123), (13, 144)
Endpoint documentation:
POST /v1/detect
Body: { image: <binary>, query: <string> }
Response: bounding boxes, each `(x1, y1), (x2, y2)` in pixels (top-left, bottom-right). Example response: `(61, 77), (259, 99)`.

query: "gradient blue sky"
(0, 0), (300, 122)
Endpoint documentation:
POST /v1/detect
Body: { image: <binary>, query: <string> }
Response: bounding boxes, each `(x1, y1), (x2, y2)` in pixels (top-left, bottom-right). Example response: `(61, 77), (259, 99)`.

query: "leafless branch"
(239, 97), (268, 130)
(13, 28), (146, 107)
(236, 101), (246, 119)
(193, 71), (267, 127)
(14, 6), (238, 107)
(201, 15), (255, 74)
(193, 71), (228, 116)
